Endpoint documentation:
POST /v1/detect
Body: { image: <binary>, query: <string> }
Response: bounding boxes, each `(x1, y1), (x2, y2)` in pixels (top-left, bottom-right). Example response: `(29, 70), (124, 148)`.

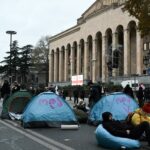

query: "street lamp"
(6, 30), (17, 85)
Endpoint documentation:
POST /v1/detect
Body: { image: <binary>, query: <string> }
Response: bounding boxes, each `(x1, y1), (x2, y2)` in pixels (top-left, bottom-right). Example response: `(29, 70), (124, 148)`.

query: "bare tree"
(31, 35), (50, 86)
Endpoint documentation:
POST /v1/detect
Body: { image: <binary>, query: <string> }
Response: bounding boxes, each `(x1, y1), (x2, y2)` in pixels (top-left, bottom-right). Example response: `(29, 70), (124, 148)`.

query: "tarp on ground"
(1, 90), (32, 119)
(22, 91), (78, 128)
(88, 92), (139, 124)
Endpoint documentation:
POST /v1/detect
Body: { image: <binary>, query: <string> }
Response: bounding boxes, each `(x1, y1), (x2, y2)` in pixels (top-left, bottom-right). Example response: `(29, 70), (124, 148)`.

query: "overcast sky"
(0, 0), (95, 62)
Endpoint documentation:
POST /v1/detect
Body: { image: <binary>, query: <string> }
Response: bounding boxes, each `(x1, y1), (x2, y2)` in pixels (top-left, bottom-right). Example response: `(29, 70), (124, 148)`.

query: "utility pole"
(6, 30), (17, 86)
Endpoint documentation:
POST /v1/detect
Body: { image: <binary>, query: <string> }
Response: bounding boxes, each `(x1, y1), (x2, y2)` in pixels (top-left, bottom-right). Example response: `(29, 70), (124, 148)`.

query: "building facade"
(49, 0), (150, 85)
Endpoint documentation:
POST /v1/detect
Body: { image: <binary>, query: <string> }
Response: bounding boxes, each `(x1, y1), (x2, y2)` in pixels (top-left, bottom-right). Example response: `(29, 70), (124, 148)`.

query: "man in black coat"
(88, 83), (102, 108)
(1, 80), (10, 100)
(102, 112), (150, 146)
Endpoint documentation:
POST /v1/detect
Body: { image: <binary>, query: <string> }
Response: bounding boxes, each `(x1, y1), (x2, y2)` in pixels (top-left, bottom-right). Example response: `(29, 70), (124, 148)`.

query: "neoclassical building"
(49, 0), (150, 85)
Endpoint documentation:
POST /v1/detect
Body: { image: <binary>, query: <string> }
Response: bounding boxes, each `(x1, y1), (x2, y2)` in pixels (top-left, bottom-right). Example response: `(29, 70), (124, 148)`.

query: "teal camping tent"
(1, 90), (32, 119)
(22, 92), (78, 128)
(88, 92), (139, 125)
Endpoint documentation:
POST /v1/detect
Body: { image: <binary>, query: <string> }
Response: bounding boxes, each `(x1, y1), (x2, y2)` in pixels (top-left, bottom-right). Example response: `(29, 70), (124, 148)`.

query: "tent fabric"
(22, 92), (78, 128)
(88, 92), (139, 124)
(1, 90), (32, 119)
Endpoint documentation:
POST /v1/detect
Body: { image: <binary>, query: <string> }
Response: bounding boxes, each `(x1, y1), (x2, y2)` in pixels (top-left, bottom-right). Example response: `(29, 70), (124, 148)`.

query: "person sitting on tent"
(73, 97), (88, 123)
(75, 98), (87, 112)
(128, 103), (150, 126)
(102, 112), (150, 147)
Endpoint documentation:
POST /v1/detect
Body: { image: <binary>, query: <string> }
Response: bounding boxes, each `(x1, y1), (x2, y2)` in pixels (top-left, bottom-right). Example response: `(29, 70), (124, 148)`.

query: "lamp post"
(6, 30), (17, 85)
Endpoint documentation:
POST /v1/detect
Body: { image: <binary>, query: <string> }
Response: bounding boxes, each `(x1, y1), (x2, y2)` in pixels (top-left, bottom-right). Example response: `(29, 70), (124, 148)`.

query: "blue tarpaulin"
(89, 92), (139, 123)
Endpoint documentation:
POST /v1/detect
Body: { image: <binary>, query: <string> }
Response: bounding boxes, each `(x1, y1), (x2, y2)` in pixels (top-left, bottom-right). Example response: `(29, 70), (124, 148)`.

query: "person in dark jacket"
(144, 87), (150, 102)
(102, 112), (150, 146)
(123, 84), (134, 99)
(88, 84), (101, 108)
(137, 86), (144, 107)
(79, 89), (85, 101)
(0, 80), (10, 100)
(73, 88), (79, 105)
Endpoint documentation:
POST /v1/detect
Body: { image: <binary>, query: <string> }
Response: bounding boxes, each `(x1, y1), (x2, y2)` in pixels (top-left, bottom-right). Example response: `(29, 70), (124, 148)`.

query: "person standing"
(137, 86), (144, 107)
(62, 89), (68, 99)
(79, 88), (85, 101)
(88, 83), (101, 108)
(144, 87), (150, 102)
(123, 84), (134, 99)
(0, 80), (10, 102)
(1, 80), (11, 119)
(73, 87), (79, 105)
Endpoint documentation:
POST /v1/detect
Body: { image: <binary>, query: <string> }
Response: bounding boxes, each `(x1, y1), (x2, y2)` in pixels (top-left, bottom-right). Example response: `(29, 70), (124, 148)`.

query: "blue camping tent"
(22, 92), (78, 128)
(88, 92), (139, 124)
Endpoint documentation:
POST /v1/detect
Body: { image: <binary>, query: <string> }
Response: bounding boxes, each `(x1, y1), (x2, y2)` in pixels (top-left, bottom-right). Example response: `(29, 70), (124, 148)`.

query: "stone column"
(49, 53), (54, 82)
(84, 42), (89, 81)
(59, 50), (63, 82)
(92, 39), (97, 83)
(77, 44), (81, 75)
(49, 53), (53, 83)
(112, 32), (118, 77)
(102, 36), (106, 82)
(136, 31), (142, 75)
(124, 29), (130, 76)
(64, 48), (69, 81)
(54, 51), (58, 82)
(71, 46), (75, 77)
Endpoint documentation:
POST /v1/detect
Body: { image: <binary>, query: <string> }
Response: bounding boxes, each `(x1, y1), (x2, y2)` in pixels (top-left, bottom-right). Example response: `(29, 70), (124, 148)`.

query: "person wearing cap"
(131, 103), (150, 126)
(102, 112), (150, 146)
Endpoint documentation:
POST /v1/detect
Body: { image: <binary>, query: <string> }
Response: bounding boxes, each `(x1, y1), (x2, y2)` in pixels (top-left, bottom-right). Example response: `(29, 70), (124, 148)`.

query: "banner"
(71, 75), (83, 85)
